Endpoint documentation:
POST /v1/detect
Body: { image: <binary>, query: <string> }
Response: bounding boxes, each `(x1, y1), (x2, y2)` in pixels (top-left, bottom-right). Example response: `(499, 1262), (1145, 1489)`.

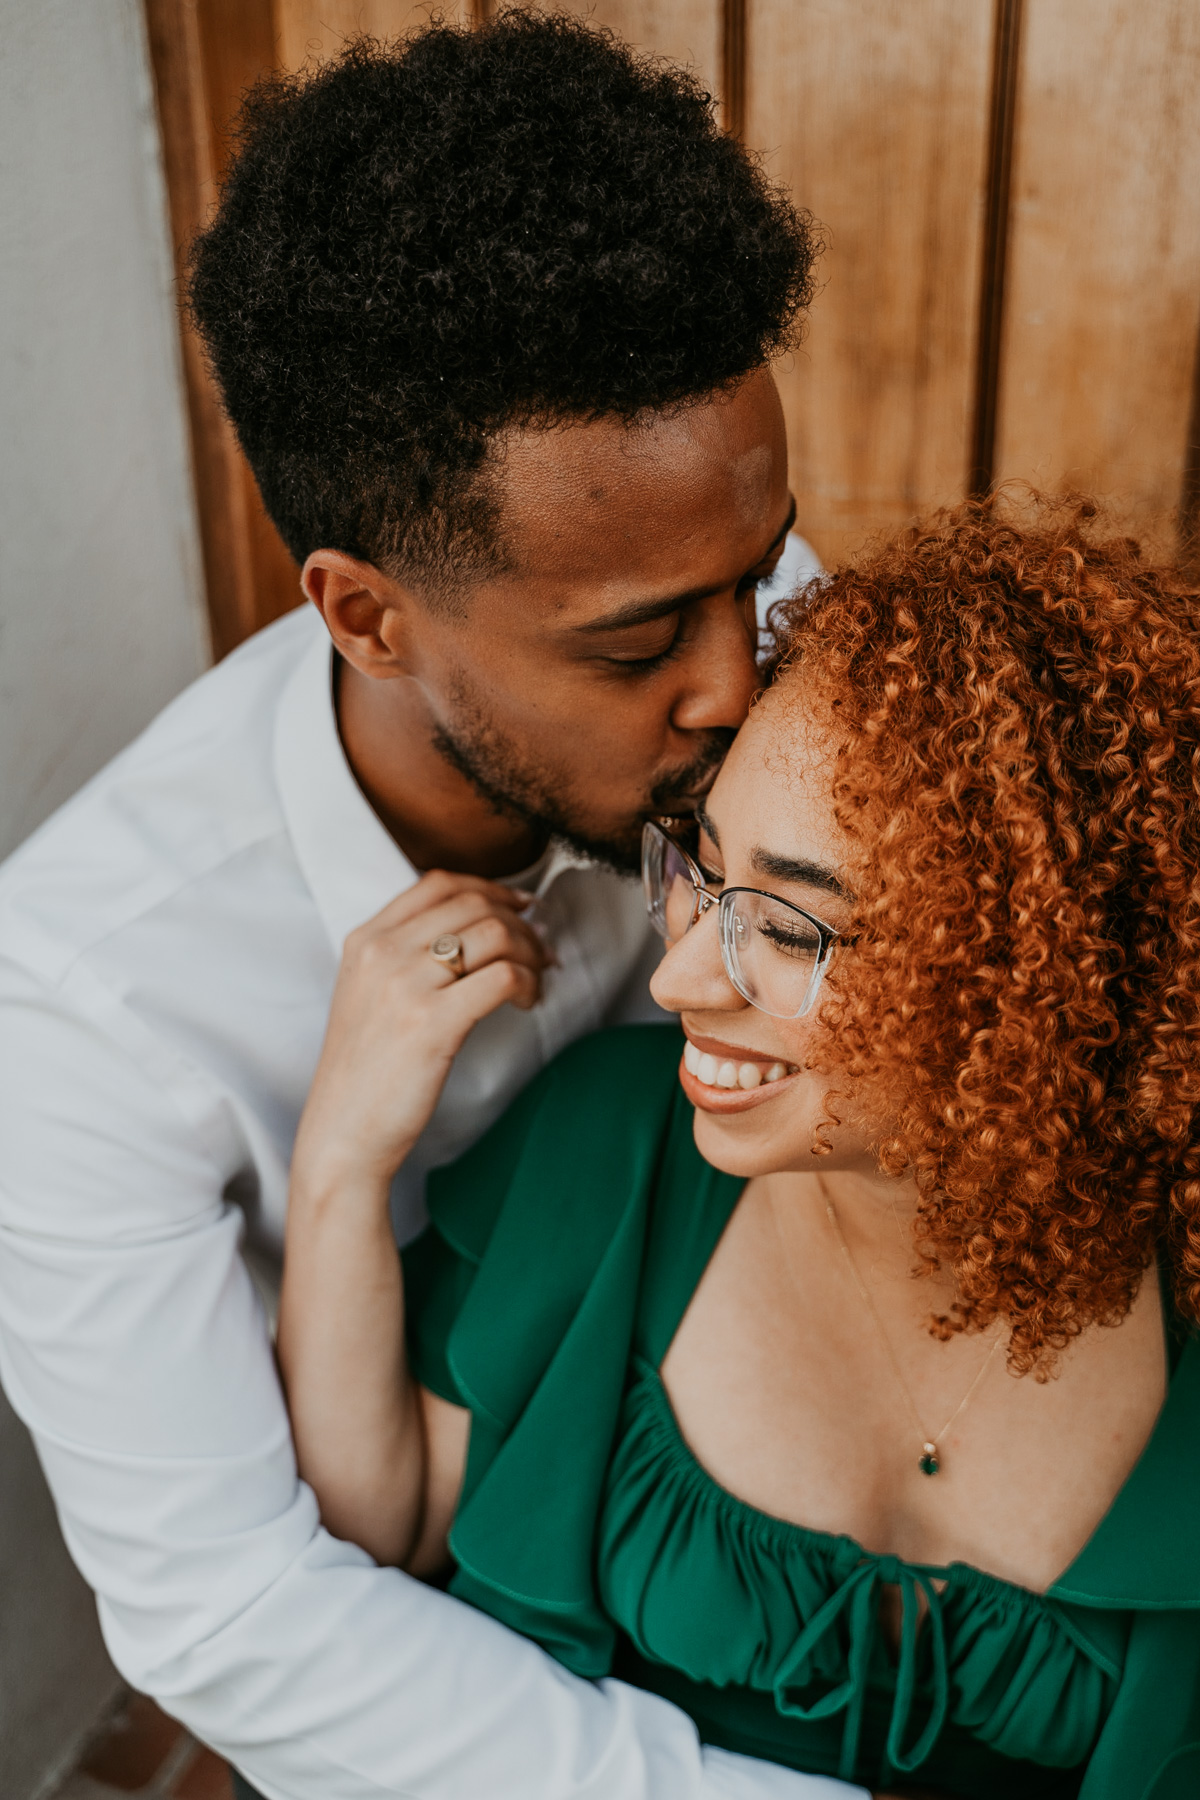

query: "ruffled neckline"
(597, 1356), (1127, 1782)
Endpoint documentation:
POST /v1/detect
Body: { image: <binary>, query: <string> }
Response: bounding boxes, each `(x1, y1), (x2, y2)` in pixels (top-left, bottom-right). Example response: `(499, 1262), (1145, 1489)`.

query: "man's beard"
(431, 696), (735, 875)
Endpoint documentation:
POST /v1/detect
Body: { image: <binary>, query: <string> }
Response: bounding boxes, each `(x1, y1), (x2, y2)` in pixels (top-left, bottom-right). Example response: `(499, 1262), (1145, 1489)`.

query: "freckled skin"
(301, 368), (791, 877)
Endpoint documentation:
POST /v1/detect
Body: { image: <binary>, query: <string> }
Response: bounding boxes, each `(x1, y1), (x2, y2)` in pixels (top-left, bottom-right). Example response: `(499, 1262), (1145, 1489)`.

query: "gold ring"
(429, 932), (466, 977)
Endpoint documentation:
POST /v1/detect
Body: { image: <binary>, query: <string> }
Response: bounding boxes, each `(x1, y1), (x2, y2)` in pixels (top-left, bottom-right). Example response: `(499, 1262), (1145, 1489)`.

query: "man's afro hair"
(189, 8), (817, 589)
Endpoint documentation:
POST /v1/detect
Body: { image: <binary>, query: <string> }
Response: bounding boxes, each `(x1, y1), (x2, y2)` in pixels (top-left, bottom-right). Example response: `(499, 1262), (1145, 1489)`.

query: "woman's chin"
(680, 1056), (804, 1175)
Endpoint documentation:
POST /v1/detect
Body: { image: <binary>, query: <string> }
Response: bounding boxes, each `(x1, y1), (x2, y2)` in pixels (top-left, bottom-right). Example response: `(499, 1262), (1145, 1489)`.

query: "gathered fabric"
(600, 1359), (1126, 1784)
(406, 1024), (1200, 1800)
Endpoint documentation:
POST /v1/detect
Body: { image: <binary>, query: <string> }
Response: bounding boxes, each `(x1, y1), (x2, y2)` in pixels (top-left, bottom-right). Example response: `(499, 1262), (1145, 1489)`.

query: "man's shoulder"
(0, 607), (320, 985)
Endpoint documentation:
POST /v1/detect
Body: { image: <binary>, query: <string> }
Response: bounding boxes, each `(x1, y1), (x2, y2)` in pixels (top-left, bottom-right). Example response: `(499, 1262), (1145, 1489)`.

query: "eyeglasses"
(641, 817), (843, 1020)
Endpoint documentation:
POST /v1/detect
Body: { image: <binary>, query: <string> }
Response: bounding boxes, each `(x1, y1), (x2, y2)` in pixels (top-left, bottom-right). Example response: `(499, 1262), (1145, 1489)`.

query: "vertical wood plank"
(994, 0), (1200, 553)
(569, 0), (722, 99)
(275, 0), (471, 72)
(145, 0), (300, 658)
(745, 0), (995, 565)
(969, 0), (1023, 494)
(496, 1), (722, 101)
(721, 0), (746, 139)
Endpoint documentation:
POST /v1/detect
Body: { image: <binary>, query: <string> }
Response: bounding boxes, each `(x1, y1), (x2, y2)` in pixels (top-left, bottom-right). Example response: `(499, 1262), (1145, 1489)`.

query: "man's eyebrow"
(695, 800), (720, 848)
(572, 496), (798, 638)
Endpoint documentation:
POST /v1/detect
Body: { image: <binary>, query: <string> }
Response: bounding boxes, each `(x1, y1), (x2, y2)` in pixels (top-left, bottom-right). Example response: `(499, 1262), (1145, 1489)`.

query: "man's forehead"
(488, 379), (787, 609)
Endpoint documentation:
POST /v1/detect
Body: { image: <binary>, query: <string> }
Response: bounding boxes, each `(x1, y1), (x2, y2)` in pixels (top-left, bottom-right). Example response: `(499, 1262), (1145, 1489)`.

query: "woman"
(278, 501), (1200, 1799)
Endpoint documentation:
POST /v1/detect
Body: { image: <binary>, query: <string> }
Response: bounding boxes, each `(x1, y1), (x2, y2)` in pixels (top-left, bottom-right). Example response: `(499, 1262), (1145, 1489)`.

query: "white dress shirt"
(0, 539), (857, 1800)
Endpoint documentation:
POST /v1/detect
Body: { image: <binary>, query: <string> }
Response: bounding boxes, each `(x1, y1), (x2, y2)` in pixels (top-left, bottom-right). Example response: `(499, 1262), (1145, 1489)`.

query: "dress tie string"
(772, 1557), (949, 1782)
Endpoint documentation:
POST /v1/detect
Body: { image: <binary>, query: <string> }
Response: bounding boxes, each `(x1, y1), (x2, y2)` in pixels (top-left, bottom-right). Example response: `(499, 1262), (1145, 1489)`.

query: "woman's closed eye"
(755, 914), (823, 959)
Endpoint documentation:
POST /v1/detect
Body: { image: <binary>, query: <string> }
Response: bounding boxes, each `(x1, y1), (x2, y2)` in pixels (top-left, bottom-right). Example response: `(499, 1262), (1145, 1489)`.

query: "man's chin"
(547, 820), (644, 877)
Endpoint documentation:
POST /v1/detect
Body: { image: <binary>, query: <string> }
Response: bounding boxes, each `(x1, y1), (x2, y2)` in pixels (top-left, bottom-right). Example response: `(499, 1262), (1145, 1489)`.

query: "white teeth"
(684, 1042), (794, 1091)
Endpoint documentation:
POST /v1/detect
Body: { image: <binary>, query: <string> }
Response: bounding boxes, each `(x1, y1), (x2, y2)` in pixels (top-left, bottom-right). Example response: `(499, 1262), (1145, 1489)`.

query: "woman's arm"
(277, 869), (548, 1567)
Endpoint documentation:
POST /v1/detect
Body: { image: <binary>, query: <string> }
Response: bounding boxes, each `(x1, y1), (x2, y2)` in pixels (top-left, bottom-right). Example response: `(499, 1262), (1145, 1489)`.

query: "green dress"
(403, 1025), (1200, 1800)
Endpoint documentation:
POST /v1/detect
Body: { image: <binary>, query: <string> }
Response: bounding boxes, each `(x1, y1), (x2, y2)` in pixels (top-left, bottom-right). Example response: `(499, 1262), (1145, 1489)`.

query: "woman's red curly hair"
(769, 497), (1200, 1375)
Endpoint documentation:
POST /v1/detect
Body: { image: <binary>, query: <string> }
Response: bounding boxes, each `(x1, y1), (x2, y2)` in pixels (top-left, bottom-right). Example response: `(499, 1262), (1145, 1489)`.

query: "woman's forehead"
(709, 696), (844, 850)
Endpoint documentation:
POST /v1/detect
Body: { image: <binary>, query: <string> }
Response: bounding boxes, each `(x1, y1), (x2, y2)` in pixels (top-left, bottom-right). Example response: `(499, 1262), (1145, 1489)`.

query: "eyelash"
(603, 571), (775, 676)
(605, 632), (686, 676)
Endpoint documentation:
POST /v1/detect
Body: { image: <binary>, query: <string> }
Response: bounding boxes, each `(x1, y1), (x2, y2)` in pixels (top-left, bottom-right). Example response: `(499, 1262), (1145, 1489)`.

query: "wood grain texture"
(745, 0), (994, 565)
(994, 0), (1200, 553)
(969, 0), (1022, 494)
(144, 0), (300, 658)
(519, 0), (722, 96)
(275, 0), (470, 72)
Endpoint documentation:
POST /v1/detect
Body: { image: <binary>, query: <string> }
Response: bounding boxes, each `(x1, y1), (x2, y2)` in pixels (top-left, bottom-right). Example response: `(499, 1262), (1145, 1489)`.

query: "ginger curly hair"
(770, 499), (1200, 1375)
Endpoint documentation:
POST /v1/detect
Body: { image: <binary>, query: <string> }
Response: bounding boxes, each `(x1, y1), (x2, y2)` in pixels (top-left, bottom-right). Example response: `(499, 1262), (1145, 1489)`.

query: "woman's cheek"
(691, 1079), (833, 1177)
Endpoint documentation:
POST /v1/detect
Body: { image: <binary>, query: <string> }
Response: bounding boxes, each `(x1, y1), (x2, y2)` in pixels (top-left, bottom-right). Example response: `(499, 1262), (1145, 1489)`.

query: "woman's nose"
(650, 908), (744, 1015)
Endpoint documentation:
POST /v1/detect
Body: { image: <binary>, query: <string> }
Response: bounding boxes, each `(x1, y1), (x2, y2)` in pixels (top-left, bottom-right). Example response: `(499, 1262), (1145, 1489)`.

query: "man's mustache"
(647, 730), (737, 814)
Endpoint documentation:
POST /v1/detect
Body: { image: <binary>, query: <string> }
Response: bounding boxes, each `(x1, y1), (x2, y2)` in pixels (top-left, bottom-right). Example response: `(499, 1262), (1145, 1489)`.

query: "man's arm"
(0, 959), (861, 1800)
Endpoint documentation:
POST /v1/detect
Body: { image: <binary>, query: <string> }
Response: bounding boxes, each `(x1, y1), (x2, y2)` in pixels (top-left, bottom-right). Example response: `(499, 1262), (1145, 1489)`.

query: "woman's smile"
(680, 1027), (799, 1111)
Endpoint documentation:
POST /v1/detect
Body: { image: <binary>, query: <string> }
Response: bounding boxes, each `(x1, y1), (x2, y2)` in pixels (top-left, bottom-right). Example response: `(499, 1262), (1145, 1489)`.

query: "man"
(0, 17), (843, 1800)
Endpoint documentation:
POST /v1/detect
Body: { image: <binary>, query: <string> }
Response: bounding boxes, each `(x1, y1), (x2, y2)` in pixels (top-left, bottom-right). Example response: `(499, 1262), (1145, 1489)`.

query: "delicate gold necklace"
(821, 1188), (1004, 1477)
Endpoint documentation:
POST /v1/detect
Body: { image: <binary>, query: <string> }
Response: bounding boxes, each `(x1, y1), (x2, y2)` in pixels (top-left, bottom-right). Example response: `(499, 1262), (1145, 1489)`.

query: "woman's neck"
(761, 1165), (949, 1298)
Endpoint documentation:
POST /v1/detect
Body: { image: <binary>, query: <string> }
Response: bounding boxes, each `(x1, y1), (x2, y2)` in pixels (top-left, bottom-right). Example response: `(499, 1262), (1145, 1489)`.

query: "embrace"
(2, 15), (1198, 1800)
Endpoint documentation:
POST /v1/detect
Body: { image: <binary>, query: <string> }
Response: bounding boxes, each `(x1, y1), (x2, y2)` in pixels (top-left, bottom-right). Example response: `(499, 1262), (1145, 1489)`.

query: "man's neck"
(335, 658), (548, 878)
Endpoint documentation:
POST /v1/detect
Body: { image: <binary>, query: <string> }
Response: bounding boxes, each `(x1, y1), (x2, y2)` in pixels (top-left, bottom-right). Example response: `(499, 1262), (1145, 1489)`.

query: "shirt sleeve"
(0, 957), (864, 1800)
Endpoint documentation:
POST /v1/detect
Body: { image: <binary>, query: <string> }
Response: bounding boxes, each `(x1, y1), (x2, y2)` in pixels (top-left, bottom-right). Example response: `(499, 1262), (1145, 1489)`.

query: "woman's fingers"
(436, 956), (542, 1029)
(357, 867), (534, 936)
(292, 870), (556, 1193)
(402, 890), (549, 973)
(344, 885), (550, 990)
(448, 911), (547, 980)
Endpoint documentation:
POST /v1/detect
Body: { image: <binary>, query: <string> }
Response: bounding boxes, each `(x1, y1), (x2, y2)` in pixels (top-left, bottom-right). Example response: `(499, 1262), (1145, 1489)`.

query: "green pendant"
(919, 1443), (940, 1476)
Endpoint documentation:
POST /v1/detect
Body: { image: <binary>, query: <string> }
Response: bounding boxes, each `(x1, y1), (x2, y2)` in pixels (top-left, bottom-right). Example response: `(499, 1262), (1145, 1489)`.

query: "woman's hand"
(292, 869), (550, 1198)
(278, 870), (549, 1567)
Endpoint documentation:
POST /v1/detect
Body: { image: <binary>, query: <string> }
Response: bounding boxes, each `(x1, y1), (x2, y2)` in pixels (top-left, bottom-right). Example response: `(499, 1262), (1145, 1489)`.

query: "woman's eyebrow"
(696, 803), (848, 898)
(750, 846), (849, 897)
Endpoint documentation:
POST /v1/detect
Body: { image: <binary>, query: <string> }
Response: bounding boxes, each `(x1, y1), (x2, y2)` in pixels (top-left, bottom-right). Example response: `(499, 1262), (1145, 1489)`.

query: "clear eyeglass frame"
(641, 817), (843, 1022)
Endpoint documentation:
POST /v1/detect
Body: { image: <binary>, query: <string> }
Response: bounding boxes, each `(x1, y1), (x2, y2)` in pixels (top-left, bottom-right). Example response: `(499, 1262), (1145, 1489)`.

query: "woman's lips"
(679, 1032), (799, 1113)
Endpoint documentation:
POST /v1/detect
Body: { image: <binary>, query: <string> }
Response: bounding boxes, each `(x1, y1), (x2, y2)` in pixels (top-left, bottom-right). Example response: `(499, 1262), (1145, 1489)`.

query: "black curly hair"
(189, 9), (816, 597)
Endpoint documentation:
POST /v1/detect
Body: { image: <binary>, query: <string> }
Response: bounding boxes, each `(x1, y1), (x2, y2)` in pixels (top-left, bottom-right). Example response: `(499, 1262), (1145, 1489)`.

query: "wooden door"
(145, 0), (1200, 654)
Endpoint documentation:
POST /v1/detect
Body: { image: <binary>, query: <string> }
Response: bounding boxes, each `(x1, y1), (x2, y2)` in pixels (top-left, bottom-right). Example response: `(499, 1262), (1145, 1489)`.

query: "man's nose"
(671, 594), (761, 734)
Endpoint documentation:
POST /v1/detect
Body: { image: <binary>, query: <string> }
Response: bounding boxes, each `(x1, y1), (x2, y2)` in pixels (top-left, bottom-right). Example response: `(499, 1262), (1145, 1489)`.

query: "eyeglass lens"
(642, 822), (829, 1020)
(641, 823), (701, 940)
(720, 889), (825, 1019)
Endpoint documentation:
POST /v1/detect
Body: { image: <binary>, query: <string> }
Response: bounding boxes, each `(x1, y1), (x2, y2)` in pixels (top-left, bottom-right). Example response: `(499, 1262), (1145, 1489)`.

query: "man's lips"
(679, 1027), (799, 1113)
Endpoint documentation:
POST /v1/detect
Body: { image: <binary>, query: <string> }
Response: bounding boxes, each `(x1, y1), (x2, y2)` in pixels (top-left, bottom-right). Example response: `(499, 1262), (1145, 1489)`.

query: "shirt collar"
(272, 613), (419, 953)
(272, 611), (599, 954)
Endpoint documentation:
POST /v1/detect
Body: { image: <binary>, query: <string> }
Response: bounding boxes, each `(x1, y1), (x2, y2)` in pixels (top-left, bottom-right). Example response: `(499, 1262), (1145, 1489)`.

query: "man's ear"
(301, 549), (424, 680)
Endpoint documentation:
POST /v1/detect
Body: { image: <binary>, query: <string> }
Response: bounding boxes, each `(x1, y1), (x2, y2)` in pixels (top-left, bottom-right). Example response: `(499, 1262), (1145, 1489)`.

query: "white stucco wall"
(0, 1), (210, 1790)
(0, 0), (209, 865)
